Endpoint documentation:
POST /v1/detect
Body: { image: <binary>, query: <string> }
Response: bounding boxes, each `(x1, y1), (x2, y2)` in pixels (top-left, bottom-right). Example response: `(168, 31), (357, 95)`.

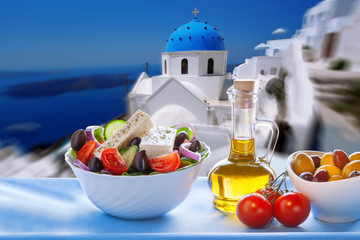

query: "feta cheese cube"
(140, 125), (177, 159)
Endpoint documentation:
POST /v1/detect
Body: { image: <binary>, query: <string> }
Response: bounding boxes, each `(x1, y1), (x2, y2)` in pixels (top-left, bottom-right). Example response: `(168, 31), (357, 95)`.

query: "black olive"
(133, 150), (151, 173)
(174, 131), (189, 150)
(71, 129), (86, 151)
(89, 156), (104, 172)
(129, 137), (141, 147)
(189, 140), (201, 152)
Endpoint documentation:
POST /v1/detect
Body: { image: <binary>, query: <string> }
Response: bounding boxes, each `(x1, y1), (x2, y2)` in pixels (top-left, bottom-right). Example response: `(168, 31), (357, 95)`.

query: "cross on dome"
(192, 8), (199, 17)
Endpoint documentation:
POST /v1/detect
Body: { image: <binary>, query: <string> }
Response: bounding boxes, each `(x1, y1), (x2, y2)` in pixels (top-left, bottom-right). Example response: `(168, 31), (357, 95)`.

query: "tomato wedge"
(149, 152), (181, 173)
(101, 148), (128, 175)
(77, 140), (97, 165)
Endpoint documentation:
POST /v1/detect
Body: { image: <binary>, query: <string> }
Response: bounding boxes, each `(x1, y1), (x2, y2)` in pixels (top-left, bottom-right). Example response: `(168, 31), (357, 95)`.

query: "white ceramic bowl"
(287, 150), (360, 223)
(65, 143), (210, 219)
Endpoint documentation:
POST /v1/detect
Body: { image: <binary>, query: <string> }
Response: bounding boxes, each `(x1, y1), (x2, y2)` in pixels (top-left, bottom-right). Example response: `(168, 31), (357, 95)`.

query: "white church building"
(128, 16), (235, 170)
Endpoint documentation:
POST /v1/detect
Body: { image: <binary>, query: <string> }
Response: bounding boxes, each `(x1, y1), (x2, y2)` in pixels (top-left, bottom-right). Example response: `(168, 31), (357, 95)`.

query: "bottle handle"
(255, 118), (279, 164)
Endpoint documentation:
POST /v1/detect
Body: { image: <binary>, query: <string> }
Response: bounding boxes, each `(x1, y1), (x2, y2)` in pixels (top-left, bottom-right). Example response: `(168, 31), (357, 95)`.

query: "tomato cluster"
(236, 173), (311, 228)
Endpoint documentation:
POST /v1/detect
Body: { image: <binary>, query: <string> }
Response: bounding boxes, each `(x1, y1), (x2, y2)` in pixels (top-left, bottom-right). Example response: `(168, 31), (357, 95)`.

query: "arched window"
(181, 58), (188, 74)
(164, 60), (167, 74)
(207, 58), (214, 74)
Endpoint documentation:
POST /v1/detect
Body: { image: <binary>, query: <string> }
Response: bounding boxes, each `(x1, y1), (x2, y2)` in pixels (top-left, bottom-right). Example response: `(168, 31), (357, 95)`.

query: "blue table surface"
(0, 177), (359, 239)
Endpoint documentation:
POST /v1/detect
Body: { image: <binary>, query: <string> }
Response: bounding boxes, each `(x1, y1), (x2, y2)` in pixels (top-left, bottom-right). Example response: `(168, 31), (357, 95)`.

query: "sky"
(0, 0), (320, 71)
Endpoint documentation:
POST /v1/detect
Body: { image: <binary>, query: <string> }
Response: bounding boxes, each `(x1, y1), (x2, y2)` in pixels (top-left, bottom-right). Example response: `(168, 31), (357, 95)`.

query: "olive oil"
(208, 80), (278, 213)
(209, 138), (275, 213)
(229, 138), (255, 162)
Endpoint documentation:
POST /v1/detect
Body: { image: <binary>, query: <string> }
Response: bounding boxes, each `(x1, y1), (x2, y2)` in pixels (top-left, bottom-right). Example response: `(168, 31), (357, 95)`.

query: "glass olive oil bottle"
(208, 80), (279, 213)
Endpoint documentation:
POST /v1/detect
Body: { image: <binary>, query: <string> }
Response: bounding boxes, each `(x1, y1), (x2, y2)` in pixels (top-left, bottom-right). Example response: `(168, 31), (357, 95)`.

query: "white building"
(295, 0), (356, 60)
(129, 18), (234, 122)
(333, 0), (360, 70)
(234, 0), (360, 79)
(265, 39), (294, 57)
(233, 56), (282, 79)
(233, 38), (292, 79)
(128, 17), (234, 173)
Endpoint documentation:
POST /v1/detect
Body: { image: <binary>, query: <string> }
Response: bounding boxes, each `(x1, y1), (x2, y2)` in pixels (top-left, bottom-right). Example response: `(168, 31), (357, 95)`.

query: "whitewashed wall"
(161, 51), (228, 76)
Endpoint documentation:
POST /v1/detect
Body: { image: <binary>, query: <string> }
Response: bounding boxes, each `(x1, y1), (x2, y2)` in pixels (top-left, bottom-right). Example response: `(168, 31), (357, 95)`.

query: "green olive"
(293, 153), (315, 176)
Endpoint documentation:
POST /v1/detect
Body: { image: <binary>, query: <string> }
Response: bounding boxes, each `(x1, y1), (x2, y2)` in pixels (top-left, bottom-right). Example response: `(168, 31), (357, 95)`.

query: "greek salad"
(69, 110), (209, 176)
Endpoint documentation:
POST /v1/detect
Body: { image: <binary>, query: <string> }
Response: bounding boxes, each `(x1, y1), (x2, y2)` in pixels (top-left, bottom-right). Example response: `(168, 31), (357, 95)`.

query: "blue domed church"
(128, 11), (233, 158)
(162, 17), (227, 77)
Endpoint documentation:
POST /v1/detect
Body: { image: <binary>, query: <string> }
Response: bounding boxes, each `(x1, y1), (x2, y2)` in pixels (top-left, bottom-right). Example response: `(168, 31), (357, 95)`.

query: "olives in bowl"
(287, 150), (360, 223)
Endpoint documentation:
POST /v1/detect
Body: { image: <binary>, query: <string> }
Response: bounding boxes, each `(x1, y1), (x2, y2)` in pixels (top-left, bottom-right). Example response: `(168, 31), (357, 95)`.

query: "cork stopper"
(234, 79), (255, 93)
(232, 79), (256, 109)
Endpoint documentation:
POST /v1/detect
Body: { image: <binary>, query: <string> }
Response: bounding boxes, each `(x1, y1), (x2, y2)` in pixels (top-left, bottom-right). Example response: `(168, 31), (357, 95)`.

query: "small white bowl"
(65, 143), (210, 219)
(287, 150), (360, 223)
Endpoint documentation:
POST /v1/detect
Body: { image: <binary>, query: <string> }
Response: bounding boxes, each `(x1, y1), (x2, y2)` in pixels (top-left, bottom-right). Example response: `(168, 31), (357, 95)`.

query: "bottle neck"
(231, 98), (257, 140)
(228, 90), (257, 163)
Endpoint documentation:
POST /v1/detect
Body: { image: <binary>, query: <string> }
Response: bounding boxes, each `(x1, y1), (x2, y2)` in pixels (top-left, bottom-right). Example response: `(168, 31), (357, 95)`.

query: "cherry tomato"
(236, 193), (273, 228)
(149, 152), (180, 173)
(101, 148), (128, 175)
(274, 192), (310, 227)
(255, 188), (283, 203)
(77, 140), (97, 165)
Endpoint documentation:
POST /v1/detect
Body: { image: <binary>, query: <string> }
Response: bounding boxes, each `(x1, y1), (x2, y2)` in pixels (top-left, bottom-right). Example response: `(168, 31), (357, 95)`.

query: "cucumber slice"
(118, 147), (129, 155)
(180, 156), (198, 164)
(104, 119), (126, 140)
(121, 145), (139, 168)
(71, 149), (77, 159)
(180, 160), (193, 167)
(94, 126), (104, 143)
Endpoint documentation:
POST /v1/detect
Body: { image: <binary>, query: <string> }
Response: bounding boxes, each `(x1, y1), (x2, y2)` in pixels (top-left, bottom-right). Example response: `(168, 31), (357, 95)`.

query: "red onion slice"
(179, 142), (201, 162)
(173, 123), (197, 142)
(100, 168), (113, 175)
(85, 126), (101, 148)
(73, 159), (90, 171)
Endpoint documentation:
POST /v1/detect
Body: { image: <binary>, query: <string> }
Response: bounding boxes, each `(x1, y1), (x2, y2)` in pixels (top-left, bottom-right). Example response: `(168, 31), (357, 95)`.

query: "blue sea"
(0, 65), (161, 152)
